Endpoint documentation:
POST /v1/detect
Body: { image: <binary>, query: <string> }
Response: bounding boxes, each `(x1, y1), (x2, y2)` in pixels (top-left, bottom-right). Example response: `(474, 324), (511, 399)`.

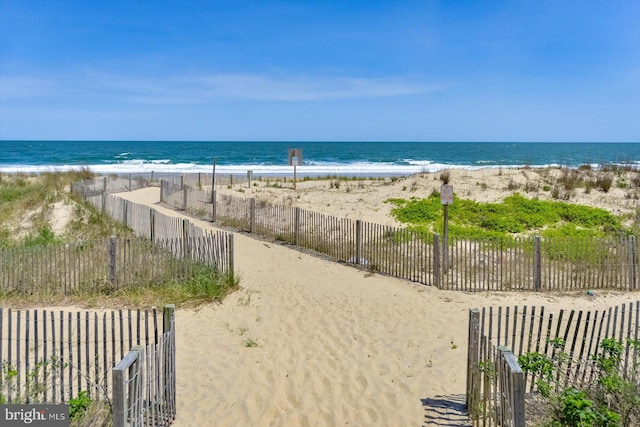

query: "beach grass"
(387, 191), (630, 240)
(0, 172), (239, 309)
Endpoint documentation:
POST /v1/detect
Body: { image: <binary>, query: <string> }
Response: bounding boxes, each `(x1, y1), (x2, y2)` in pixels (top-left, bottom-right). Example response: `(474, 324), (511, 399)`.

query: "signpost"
(288, 148), (302, 189)
(441, 184), (454, 271)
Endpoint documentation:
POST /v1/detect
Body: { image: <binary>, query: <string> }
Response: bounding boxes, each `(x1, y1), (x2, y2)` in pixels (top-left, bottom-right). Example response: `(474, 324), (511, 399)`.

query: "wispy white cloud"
(1, 72), (441, 104)
(0, 76), (61, 99)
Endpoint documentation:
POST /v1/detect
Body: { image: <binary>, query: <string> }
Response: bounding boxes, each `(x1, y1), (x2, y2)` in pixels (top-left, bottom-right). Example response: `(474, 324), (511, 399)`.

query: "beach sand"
(109, 167), (639, 426)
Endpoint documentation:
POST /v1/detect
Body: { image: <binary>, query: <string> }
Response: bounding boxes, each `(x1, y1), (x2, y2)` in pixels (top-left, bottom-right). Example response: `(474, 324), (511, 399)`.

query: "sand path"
(116, 187), (636, 427)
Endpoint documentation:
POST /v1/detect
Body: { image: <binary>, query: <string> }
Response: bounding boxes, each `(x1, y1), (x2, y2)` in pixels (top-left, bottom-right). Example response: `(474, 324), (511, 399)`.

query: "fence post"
(112, 355), (130, 427)
(250, 198), (256, 233)
(130, 346), (144, 425)
(534, 236), (542, 291)
(355, 220), (362, 264)
(211, 190), (217, 222)
(466, 308), (480, 412)
(228, 233), (235, 275)
(128, 173), (132, 191)
(101, 193), (106, 214)
(499, 347), (526, 427)
(294, 207), (301, 246)
(182, 186), (188, 211)
(433, 234), (441, 287)
(163, 304), (175, 335)
(163, 304), (176, 414)
(109, 236), (117, 287)
(182, 220), (191, 258)
(180, 174), (185, 189)
(103, 176), (107, 193)
(123, 201), (128, 227)
(629, 236), (637, 290)
(160, 179), (165, 203)
(150, 209), (155, 242)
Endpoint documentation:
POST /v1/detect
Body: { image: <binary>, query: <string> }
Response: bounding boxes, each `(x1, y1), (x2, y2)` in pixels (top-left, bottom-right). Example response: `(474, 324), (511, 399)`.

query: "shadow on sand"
(421, 394), (472, 427)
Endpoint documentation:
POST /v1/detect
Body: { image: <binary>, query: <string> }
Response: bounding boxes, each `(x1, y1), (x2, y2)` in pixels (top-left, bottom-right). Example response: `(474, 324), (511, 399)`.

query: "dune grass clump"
(387, 191), (626, 240)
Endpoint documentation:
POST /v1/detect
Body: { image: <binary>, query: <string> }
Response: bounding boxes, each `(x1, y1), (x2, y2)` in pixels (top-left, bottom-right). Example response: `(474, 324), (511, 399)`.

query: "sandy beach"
(109, 167), (639, 426)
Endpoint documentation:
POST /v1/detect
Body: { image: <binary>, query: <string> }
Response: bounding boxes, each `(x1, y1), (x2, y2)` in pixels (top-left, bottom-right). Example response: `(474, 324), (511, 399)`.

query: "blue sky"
(1, 0), (639, 142)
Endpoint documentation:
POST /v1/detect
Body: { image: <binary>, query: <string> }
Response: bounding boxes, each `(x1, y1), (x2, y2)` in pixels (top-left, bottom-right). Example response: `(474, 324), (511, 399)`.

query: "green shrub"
(69, 390), (92, 420)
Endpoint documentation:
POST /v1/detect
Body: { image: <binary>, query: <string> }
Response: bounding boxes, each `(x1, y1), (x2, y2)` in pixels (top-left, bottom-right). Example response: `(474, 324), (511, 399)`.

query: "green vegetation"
(0, 170), (131, 247)
(0, 172), (239, 309)
(518, 338), (639, 426)
(387, 191), (626, 240)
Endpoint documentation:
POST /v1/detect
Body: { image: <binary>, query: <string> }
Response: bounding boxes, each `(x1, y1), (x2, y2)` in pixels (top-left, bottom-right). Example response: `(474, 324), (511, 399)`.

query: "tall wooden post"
(109, 236), (117, 287)
(355, 220), (363, 264)
(534, 236), (542, 290)
(433, 234), (441, 287)
(294, 207), (301, 246)
(249, 198), (256, 233)
(211, 190), (217, 222)
(630, 236), (637, 290)
(443, 205), (449, 272)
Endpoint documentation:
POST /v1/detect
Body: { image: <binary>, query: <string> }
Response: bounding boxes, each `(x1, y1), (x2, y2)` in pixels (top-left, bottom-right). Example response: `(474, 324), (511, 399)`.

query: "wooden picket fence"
(112, 305), (176, 427)
(74, 174), (640, 292)
(156, 178), (639, 291)
(0, 235), (231, 295)
(0, 306), (174, 406)
(466, 301), (640, 426)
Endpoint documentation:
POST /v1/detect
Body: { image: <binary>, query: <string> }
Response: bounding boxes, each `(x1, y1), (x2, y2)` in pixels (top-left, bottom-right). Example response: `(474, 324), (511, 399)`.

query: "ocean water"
(0, 141), (638, 176)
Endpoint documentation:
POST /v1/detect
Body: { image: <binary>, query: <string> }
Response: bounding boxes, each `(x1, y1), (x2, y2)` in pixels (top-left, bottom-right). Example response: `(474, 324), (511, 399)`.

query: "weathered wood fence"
(0, 235), (230, 295)
(77, 191), (234, 275)
(74, 173), (640, 291)
(466, 301), (640, 426)
(157, 178), (639, 291)
(112, 305), (176, 427)
(0, 305), (174, 407)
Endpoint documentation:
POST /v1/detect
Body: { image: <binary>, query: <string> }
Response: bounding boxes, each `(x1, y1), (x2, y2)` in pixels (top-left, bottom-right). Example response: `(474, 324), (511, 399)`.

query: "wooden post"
(228, 234), (235, 275)
(355, 220), (362, 265)
(128, 173), (132, 191)
(163, 304), (175, 335)
(112, 352), (135, 427)
(466, 309), (480, 410)
(130, 345), (144, 425)
(247, 170), (252, 189)
(443, 205), (449, 271)
(249, 198), (256, 233)
(182, 220), (190, 258)
(212, 158), (217, 188)
(101, 193), (106, 214)
(180, 174), (185, 189)
(499, 347), (526, 427)
(150, 210), (155, 242)
(211, 190), (217, 222)
(103, 176), (107, 193)
(162, 304), (175, 411)
(534, 236), (542, 291)
(294, 207), (301, 246)
(112, 346), (144, 427)
(160, 179), (165, 203)
(182, 186), (188, 211)
(630, 236), (637, 290)
(433, 234), (441, 287)
(122, 200), (128, 227)
(198, 172), (202, 189)
(109, 237), (117, 287)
